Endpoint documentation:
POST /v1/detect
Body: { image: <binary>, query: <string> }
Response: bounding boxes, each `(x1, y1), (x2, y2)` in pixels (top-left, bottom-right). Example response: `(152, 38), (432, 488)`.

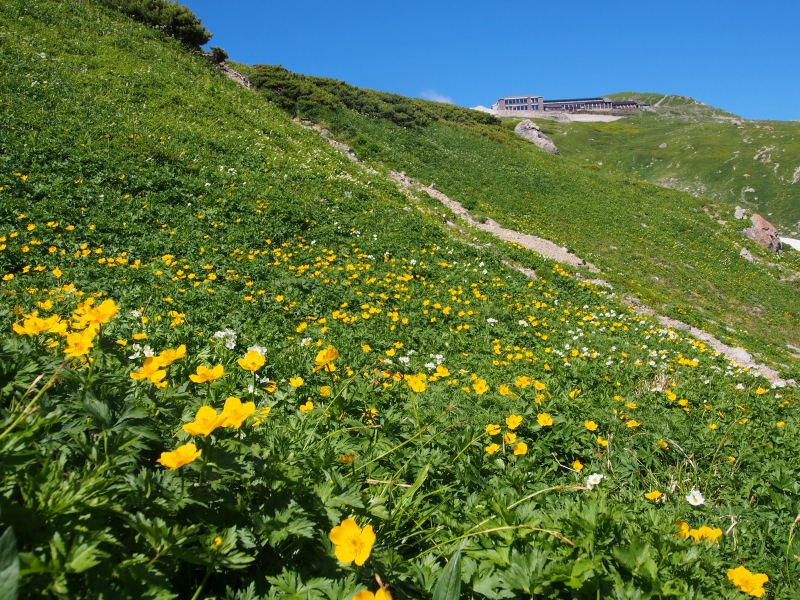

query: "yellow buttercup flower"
(645, 490), (662, 501)
(299, 400), (314, 413)
(472, 378), (488, 394)
(513, 442), (528, 456)
(237, 349), (266, 372)
(506, 415), (523, 430)
(485, 423), (501, 436)
(183, 406), (224, 437)
(353, 587), (392, 600)
(289, 376), (304, 388)
(329, 518), (375, 566)
(537, 413), (553, 427)
(727, 565), (768, 597)
(313, 344), (339, 372)
(158, 344), (186, 366)
(219, 396), (256, 429)
(584, 420), (598, 432)
(189, 364), (224, 383)
(64, 331), (94, 358)
(157, 443), (201, 470)
(572, 459), (583, 472)
(503, 432), (516, 444)
(485, 443), (500, 454)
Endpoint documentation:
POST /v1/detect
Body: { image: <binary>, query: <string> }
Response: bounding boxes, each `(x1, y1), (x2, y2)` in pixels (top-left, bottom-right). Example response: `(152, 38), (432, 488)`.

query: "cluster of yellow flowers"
(485, 414), (527, 456)
(675, 521), (723, 543)
(13, 297), (119, 358)
(727, 565), (768, 597)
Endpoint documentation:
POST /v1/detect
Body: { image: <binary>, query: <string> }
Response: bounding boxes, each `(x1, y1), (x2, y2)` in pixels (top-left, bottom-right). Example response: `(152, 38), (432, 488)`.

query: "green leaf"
(0, 528), (19, 600)
(432, 549), (461, 600)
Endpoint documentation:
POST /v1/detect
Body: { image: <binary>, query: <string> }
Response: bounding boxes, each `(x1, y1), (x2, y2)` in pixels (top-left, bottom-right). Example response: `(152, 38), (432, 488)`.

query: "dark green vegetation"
(1, 1), (799, 598)
(250, 70), (800, 378)
(98, 0), (212, 47)
(540, 93), (800, 232)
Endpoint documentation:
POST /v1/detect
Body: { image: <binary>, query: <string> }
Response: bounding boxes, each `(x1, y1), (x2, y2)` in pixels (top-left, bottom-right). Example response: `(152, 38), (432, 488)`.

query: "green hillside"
(250, 67), (800, 376)
(535, 94), (800, 233)
(0, 1), (799, 598)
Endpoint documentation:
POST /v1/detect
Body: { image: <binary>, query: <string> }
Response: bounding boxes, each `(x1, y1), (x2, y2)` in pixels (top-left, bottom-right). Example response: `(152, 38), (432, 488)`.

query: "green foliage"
(0, 1), (798, 598)
(210, 46), (229, 65)
(95, 0), (212, 48)
(250, 65), (500, 129)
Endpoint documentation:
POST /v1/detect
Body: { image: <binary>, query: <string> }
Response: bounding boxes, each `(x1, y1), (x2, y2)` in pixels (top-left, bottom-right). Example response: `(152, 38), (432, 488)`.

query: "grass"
(535, 98), (800, 233)
(0, 1), (799, 598)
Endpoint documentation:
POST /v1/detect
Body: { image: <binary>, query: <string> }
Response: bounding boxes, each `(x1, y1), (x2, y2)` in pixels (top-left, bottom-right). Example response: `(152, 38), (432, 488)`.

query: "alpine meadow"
(1, 1), (799, 599)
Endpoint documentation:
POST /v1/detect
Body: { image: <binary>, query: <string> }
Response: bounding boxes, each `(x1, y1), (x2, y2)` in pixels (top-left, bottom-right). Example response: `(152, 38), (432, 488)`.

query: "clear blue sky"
(183, 0), (799, 121)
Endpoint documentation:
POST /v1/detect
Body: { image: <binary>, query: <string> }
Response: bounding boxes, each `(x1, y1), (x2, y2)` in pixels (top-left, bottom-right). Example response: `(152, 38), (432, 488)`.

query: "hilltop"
(1, 1), (799, 598)
(530, 93), (800, 234)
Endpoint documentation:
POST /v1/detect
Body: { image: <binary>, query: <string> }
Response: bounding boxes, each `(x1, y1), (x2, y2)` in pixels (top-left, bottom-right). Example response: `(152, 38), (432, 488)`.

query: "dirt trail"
(297, 118), (795, 387)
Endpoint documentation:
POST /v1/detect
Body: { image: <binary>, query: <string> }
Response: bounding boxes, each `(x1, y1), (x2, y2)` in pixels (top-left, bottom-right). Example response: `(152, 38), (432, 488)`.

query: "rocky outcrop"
(513, 120), (560, 155)
(742, 214), (782, 252)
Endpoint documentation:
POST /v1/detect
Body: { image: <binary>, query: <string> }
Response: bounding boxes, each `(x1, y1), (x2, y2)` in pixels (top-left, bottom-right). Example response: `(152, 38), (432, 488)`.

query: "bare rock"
(658, 143), (668, 149)
(514, 120), (560, 155)
(739, 247), (754, 262)
(742, 214), (783, 252)
(734, 205), (746, 219)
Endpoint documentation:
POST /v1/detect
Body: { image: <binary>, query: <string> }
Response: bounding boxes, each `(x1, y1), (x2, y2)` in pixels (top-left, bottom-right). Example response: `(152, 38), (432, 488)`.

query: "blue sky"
(183, 1), (799, 121)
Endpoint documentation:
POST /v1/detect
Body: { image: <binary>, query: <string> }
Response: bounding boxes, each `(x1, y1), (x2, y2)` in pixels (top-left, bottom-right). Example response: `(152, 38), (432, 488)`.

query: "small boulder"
(514, 120), (560, 155)
(734, 206), (746, 219)
(742, 214), (782, 252)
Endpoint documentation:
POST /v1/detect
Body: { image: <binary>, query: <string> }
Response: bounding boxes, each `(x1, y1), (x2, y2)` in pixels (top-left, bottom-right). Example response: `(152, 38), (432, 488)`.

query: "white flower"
(686, 488), (705, 506)
(586, 473), (604, 488)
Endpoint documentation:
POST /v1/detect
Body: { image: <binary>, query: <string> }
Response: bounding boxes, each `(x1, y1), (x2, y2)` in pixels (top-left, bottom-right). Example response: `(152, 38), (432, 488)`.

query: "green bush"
(96, 0), (212, 48)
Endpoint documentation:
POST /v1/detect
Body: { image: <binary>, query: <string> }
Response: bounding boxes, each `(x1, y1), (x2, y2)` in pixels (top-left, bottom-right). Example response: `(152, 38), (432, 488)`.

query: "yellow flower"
(299, 400), (314, 413)
(572, 459), (583, 472)
(405, 373), (427, 393)
(506, 415), (523, 430)
(237, 349), (266, 372)
(353, 587), (392, 600)
(485, 443), (500, 454)
(361, 344), (372, 352)
(514, 375), (531, 388)
(584, 420), (598, 432)
(319, 385), (331, 397)
(130, 356), (167, 386)
(132, 332), (147, 340)
(64, 331), (94, 358)
(313, 344), (339, 372)
(183, 406), (224, 437)
(485, 423), (501, 436)
(513, 442), (528, 455)
(569, 388), (581, 399)
(533, 379), (546, 391)
(727, 565), (768, 597)
(498, 384), (512, 396)
(158, 344), (186, 366)
(157, 443), (201, 470)
(289, 376), (304, 388)
(657, 438), (669, 450)
(626, 419), (641, 428)
(756, 387), (766, 395)
(503, 432), (516, 444)
(537, 413), (553, 427)
(472, 378), (488, 395)
(597, 436), (608, 447)
(645, 490), (662, 501)
(329, 518), (375, 566)
(219, 396), (256, 428)
(189, 364), (224, 383)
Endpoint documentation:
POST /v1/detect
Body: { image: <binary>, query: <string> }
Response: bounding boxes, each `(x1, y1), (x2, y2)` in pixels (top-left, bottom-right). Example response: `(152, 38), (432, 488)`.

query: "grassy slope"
(258, 84), (800, 377)
(1, 2), (800, 598)
(538, 96), (800, 233)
